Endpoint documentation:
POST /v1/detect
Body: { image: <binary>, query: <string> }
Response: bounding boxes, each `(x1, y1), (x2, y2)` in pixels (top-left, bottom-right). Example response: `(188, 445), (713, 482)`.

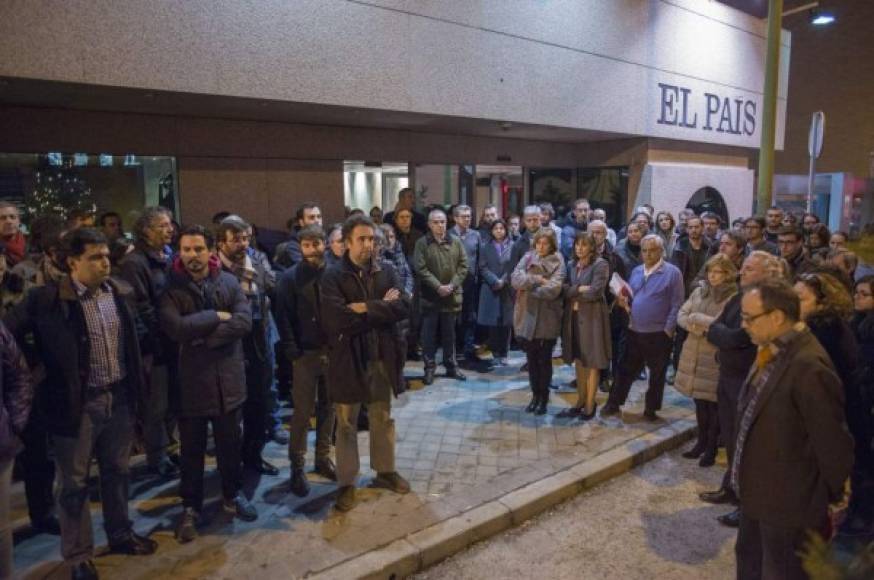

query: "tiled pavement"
(13, 352), (695, 579)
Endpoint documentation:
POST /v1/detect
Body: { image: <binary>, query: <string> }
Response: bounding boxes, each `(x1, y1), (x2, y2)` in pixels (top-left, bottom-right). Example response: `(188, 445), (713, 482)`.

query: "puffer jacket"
(511, 250), (565, 340)
(159, 256), (252, 417)
(675, 282), (736, 402)
(0, 321), (32, 461)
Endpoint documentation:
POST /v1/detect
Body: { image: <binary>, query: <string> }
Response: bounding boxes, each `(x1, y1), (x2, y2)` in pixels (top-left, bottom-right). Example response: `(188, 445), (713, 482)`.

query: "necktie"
(756, 347), (774, 369)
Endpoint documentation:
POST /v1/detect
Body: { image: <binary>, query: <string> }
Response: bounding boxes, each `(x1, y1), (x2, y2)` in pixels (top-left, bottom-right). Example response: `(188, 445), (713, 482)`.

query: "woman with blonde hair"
(676, 253), (738, 467)
(512, 229), (565, 415)
(559, 232), (611, 420)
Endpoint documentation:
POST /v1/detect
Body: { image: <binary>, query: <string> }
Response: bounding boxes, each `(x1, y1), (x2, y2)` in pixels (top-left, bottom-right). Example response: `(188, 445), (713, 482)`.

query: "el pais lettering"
(656, 82), (756, 136)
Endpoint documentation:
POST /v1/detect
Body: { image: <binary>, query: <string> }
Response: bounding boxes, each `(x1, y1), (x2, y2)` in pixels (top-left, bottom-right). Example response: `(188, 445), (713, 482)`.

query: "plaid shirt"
(73, 279), (126, 388)
(730, 324), (806, 497)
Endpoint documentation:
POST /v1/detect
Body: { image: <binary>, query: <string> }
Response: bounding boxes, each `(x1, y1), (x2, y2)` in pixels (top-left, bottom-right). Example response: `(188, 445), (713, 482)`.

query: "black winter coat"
(707, 292), (756, 379)
(4, 276), (145, 437)
(275, 259), (329, 360)
(118, 242), (172, 361)
(0, 321), (32, 461)
(273, 230), (302, 272)
(320, 254), (410, 404)
(159, 261), (252, 417)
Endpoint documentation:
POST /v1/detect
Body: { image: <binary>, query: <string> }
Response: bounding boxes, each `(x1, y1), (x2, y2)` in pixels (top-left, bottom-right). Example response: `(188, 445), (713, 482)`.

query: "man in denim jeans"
(6, 228), (156, 580)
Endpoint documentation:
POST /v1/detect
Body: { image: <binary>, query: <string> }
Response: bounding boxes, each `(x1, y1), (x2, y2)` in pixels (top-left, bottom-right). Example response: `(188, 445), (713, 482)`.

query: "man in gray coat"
(449, 205), (484, 367)
(414, 209), (469, 385)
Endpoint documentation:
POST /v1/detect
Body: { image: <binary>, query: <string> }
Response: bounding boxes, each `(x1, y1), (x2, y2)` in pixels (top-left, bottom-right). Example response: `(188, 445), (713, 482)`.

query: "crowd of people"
(0, 190), (872, 579)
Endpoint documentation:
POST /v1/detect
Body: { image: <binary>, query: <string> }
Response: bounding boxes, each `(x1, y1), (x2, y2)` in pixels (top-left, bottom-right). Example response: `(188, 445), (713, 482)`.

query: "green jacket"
(413, 233), (469, 312)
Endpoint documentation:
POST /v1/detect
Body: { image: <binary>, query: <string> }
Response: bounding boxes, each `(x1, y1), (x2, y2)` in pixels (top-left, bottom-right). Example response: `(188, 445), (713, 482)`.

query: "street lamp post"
(755, 0), (784, 214)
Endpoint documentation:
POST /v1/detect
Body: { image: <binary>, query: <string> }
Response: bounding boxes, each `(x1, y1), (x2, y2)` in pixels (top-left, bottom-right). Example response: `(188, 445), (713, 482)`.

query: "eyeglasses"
(855, 289), (873, 298)
(741, 310), (773, 323)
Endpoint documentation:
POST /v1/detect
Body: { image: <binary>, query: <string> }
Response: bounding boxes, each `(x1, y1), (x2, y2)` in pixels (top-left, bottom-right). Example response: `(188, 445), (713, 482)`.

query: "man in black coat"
(216, 217), (279, 476)
(6, 228), (156, 580)
(273, 203), (323, 271)
(321, 215), (411, 512)
(699, 250), (782, 527)
(159, 225), (257, 544)
(733, 280), (853, 580)
(275, 225), (337, 497)
(118, 206), (178, 479)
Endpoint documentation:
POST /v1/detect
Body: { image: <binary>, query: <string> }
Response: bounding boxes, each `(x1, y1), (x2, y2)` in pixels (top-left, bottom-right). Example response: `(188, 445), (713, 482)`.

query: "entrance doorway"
(687, 186), (730, 224)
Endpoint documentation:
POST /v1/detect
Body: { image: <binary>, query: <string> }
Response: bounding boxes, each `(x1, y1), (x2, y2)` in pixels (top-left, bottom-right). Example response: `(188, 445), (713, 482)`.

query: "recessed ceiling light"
(810, 10), (835, 25)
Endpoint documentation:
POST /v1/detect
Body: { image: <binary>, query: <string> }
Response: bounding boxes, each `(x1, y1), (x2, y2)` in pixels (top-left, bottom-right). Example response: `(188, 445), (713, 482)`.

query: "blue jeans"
(53, 387), (134, 564)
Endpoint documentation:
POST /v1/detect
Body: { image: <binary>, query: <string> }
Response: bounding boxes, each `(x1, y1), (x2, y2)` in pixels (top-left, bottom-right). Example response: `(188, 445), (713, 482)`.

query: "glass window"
(578, 167), (629, 231)
(0, 152), (178, 232)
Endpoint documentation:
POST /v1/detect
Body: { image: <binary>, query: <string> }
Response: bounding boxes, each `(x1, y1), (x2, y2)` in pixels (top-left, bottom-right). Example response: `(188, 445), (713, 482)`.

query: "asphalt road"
(415, 448), (738, 580)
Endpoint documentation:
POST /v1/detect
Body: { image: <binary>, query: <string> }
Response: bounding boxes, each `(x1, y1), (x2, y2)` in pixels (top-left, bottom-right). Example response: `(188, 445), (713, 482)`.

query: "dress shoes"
(289, 468), (310, 498)
(682, 443), (705, 459)
(109, 533), (158, 556)
(525, 394), (539, 413)
(578, 403), (598, 421)
(174, 507), (199, 544)
(335, 485), (357, 512)
(245, 457), (280, 476)
(71, 559), (99, 580)
(372, 471), (411, 494)
(555, 407), (582, 418)
(446, 368), (467, 381)
(600, 402), (621, 417)
(717, 508), (740, 528)
(223, 494), (258, 521)
(699, 489), (737, 505)
(643, 409), (660, 422)
(698, 452), (716, 467)
(423, 367), (436, 386)
(314, 457), (337, 481)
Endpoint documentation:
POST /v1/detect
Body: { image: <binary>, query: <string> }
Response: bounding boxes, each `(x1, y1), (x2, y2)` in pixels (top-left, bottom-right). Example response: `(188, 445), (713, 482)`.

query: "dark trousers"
(242, 353), (273, 463)
(456, 278), (478, 357)
(718, 374), (743, 493)
(524, 339), (556, 396)
(421, 310), (457, 370)
(53, 387), (133, 564)
(142, 360), (171, 466)
(692, 399), (719, 456)
(736, 512), (813, 580)
(18, 399), (55, 523)
(487, 325), (511, 358)
(671, 326), (688, 370)
(288, 350), (336, 465)
(608, 329), (672, 411)
(179, 408), (243, 511)
(609, 308), (628, 384)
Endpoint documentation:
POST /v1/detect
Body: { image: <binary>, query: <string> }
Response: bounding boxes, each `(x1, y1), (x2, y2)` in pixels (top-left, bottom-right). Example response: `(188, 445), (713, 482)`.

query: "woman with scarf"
(676, 253), (738, 467)
(511, 229), (565, 415)
(477, 220), (515, 366)
(559, 232), (611, 420)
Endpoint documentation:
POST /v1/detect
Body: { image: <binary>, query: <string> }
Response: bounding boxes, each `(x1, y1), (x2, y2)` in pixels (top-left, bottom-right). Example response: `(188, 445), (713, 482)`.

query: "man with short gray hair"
(414, 209), (469, 385)
(602, 234), (684, 421)
(450, 205), (483, 366)
(509, 205), (544, 272)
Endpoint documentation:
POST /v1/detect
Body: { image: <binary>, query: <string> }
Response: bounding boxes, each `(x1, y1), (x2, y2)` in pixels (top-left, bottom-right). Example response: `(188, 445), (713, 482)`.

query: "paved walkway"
(13, 353), (695, 579)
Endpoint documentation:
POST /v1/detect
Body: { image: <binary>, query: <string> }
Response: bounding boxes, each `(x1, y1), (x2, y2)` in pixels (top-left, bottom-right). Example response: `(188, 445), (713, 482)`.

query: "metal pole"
(756, 0), (783, 214)
(806, 154), (816, 214)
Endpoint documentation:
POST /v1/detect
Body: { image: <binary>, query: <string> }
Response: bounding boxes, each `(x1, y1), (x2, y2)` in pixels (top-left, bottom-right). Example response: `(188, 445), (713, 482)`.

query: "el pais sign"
(656, 82), (757, 136)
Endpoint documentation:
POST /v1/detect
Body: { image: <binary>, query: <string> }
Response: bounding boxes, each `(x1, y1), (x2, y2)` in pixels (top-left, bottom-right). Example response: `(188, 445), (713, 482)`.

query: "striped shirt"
(73, 280), (126, 388)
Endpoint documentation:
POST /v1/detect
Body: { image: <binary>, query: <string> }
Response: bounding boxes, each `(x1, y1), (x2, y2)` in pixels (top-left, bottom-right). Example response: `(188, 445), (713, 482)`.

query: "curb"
(309, 418), (696, 580)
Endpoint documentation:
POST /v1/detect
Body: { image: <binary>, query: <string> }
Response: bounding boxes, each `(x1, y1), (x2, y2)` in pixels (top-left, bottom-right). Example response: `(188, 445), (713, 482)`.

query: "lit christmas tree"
(25, 156), (95, 221)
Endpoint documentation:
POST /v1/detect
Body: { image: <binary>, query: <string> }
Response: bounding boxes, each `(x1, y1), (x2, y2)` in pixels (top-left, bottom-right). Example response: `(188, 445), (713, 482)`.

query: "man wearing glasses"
(733, 279), (852, 580)
(743, 217), (778, 256)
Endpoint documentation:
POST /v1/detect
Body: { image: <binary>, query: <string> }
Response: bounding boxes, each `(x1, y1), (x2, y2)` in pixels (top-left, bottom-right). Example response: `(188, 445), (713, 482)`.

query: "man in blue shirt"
(602, 234), (684, 421)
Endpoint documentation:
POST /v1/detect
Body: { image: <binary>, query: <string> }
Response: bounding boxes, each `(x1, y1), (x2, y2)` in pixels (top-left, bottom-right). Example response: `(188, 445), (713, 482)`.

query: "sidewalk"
(14, 353), (695, 579)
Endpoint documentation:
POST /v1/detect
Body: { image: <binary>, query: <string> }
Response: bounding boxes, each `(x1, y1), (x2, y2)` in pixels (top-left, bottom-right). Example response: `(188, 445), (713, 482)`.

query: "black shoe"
(699, 452), (716, 467)
(579, 403), (598, 421)
(175, 507), (199, 544)
(717, 508), (740, 528)
(446, 368), (467, 381)
(600, 402), (621, 417)
(167, 452), (182, 467)
(289, 469), (310, 498)
(555, 407), (582, 418)
(682, 444), (705, 459)
(109, 533), (158, 556)
(423, 367), (435, 386)
(598, 379), (611, 393)
(534, 394), (548, 415)
(269, 429), (290, 445)
(148, 456), (179, 479)
(525, 394), (539, 413)
(245, 458), (280, 476)
(223, 494), (258, 522)
(699, 489), (737, 505)
(71, 559), (99, 580)
(643, 409), (659, 422)
(31, 514), (61, 535)
(520, 362), (529, 372)
(335, 485), (357, 512)
(314, 457), (337, 481)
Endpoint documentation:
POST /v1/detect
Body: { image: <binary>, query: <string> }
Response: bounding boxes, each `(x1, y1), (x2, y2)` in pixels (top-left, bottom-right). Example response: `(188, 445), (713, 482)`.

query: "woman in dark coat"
(845, 275), (874, 535)
(477, 220), (514, 366)
(559, 232), (610, 420)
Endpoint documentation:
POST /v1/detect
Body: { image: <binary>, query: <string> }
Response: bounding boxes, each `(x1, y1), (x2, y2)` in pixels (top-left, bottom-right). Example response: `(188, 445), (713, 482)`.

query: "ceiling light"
(810, 9), (835, 25)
